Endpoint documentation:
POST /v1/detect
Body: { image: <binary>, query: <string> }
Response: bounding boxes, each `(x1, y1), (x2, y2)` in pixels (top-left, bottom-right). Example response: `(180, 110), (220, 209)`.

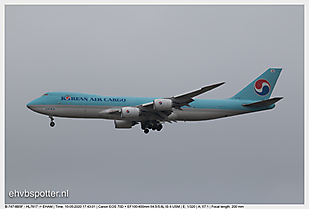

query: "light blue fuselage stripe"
(28, 92), (274, 112)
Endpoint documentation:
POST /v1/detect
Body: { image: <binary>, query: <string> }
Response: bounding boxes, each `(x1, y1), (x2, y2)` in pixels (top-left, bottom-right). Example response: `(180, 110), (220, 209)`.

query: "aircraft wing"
(171, 82), (225, 108)
(99, 109), (121, 114)
(99, 82), (225, 122)
(141, 82), (225, 109)
(172, 82), (225, 100)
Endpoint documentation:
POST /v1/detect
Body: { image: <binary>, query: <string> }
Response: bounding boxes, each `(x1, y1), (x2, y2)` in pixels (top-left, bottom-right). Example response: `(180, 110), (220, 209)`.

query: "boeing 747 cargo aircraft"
(27, 68), (283, 134)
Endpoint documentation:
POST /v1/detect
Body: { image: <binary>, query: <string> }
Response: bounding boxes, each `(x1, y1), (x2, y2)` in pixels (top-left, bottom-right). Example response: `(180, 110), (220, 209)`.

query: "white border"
(1, 1), (306, 208)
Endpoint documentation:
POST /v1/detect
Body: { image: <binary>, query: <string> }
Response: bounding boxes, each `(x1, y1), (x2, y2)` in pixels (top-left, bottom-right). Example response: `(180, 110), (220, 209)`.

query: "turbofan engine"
(114, 120), (134, 129)
(121, 107), (140, 118)
(153, 99), (172, 111)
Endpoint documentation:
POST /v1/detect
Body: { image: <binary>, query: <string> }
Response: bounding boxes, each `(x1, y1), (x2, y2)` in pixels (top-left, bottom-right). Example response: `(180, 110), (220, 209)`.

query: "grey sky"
(5, 5), (303, 204)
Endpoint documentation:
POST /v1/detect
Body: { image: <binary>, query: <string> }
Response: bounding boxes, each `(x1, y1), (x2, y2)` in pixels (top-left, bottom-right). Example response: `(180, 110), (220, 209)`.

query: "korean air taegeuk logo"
(254, 79), (271, 96)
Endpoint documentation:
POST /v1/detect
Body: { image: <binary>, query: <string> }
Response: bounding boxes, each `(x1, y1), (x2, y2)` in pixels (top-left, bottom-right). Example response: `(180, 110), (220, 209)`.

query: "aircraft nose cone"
(26, 101), (33, 110)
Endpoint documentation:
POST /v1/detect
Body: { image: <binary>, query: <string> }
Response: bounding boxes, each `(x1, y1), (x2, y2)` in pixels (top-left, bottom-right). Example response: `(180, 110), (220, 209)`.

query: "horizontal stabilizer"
(242, 97), (283, 108)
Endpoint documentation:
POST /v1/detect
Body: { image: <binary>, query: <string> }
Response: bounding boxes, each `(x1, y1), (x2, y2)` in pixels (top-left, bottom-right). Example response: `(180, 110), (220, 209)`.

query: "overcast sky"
(5, 5), (304, 204)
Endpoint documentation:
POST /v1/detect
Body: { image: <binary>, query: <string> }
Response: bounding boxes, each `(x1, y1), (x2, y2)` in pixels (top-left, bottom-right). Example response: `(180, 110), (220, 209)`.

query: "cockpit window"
(42, 93), (49, 96)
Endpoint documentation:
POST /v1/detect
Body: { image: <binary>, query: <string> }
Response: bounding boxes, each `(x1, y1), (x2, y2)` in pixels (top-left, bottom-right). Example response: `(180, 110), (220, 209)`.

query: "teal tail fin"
(230, 68), (282, 100)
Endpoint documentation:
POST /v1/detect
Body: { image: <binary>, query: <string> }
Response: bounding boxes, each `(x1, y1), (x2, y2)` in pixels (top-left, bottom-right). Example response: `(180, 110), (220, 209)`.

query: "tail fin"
(230, 68), (282, 100)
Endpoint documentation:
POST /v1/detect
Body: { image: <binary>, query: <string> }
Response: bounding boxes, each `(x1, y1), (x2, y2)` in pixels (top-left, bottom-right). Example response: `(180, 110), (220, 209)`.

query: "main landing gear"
(49, 116), (55, 127)
(141, 120), (163, 134)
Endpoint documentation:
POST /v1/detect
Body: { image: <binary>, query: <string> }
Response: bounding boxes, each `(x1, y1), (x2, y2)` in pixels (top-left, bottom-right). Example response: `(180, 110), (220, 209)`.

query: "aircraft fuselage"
(27, 92), (273, 122)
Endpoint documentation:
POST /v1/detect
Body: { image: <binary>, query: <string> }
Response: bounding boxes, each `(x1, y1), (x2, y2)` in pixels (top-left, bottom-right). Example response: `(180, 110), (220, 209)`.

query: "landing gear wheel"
(144, 129), (149, 134)
(157, 124), (163, 131)
(49, 116), (55, 128)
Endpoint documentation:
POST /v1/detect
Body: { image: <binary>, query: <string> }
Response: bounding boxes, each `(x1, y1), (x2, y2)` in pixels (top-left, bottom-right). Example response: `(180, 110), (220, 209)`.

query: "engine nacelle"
(121, 107), (140, 118)
(153, 99), (172, 111)
(114, 120), (133, 129)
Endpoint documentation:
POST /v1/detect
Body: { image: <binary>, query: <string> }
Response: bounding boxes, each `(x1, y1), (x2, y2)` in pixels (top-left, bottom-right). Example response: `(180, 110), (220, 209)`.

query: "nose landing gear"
(49, 116), (55, 127)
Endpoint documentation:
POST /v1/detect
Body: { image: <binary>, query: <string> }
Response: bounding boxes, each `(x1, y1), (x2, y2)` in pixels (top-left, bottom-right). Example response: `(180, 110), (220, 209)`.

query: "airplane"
(26, 68), (283, 134)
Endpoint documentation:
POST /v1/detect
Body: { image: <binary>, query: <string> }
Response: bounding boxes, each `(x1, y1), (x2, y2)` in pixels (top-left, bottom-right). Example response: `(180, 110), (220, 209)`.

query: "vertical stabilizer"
(230, 68), (282, 100)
